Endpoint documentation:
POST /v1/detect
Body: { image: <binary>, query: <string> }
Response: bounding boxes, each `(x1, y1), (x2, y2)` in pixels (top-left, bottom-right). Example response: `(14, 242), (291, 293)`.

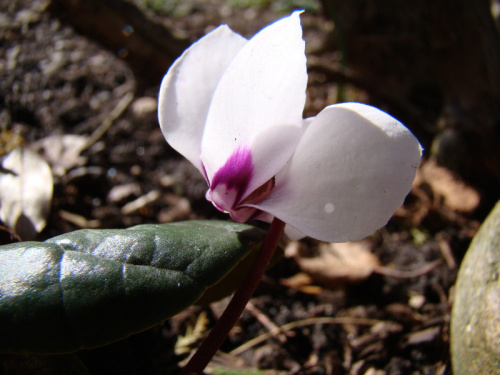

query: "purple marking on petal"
(210, 146), (254, 207)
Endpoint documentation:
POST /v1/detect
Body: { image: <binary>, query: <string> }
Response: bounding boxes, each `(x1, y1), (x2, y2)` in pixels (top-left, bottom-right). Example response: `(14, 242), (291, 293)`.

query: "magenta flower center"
(206, 146), (254, 211)
(204, 146), (275, 222)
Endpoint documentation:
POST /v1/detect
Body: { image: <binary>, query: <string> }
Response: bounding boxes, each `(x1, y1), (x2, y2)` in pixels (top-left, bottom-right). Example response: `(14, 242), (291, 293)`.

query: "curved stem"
(181, 217), (286, 375)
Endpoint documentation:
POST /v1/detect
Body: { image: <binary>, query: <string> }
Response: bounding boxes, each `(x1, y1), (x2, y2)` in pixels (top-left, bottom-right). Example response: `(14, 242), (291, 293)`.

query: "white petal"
(284, 223), (307, 240)
(251, 103), (422, 242)
(158, 26), (247, 171)
(201, 11), (307, 194)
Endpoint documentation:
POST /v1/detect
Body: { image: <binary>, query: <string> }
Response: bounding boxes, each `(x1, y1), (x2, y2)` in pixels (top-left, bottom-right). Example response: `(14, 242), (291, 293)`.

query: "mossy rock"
(451, 201), (500, 374)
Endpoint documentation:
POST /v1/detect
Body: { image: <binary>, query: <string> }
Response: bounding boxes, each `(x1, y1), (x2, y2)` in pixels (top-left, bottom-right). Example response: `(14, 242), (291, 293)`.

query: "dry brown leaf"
(417, 158), (480, 212)
(290, 241), (380, 288)
(0, 146), (53, 239)
(280, 272), (324, 294)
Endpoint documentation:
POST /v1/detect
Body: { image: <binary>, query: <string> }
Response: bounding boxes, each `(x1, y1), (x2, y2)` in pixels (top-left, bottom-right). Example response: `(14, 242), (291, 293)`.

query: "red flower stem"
(180, 217), (286, 375)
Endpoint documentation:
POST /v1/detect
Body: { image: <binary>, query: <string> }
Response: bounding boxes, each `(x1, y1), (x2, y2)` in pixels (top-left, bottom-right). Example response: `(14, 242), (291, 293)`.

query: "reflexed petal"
(158, 26), (247, 171)
(201, 11), (307, 194)
(250, 103), (422, 242)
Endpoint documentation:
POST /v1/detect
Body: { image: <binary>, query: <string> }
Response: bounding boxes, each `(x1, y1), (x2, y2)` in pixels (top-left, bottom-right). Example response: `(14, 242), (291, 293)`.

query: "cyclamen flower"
(158, 12), (422, 242)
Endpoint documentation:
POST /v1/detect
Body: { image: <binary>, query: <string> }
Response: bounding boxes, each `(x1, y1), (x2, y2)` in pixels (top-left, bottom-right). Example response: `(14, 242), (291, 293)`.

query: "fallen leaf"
(280, 272), (324, 294)
(417, 158), (480, 212)
(290, 241), (380, 288)
(32, 134), (88, 177)
(0, 146), (53, 239)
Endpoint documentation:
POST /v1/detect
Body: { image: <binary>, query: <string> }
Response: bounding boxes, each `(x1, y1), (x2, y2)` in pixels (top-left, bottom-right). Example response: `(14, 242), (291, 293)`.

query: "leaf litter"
(0, 146), (53, 240)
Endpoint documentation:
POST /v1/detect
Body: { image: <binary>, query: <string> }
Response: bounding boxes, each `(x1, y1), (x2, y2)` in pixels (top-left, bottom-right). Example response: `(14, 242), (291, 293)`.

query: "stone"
(451, 201), (500, 374)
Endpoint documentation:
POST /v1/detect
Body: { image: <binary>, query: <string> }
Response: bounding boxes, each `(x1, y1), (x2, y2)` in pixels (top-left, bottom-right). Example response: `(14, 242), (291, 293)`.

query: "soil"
(0, 1), (488, 374)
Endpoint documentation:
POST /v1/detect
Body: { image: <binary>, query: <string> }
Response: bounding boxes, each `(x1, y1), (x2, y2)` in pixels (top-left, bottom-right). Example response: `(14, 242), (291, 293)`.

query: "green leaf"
(0, 221), (265, 354)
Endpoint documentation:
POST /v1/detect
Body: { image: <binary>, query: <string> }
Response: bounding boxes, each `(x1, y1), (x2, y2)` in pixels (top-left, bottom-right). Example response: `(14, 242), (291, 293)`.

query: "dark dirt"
(0, 0), (489, 374)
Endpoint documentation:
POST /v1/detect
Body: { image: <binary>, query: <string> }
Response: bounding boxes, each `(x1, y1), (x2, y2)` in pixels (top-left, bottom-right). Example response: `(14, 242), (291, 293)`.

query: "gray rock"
(451, 201), (500, 375)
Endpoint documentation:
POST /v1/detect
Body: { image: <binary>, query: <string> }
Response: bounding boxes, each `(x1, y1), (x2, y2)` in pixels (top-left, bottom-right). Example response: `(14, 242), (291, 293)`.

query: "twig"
(437, 234), (457, 269)
(245, 301), (288, 343)
(59, 210), (101, 228)
(83, 91), (134, 150)
(180, 218), (286, 375)
(373, 259), (442, 279)
(120, 190), (161, 215)
(431, 280), (449, 308)
(230, 316), (383, 356)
